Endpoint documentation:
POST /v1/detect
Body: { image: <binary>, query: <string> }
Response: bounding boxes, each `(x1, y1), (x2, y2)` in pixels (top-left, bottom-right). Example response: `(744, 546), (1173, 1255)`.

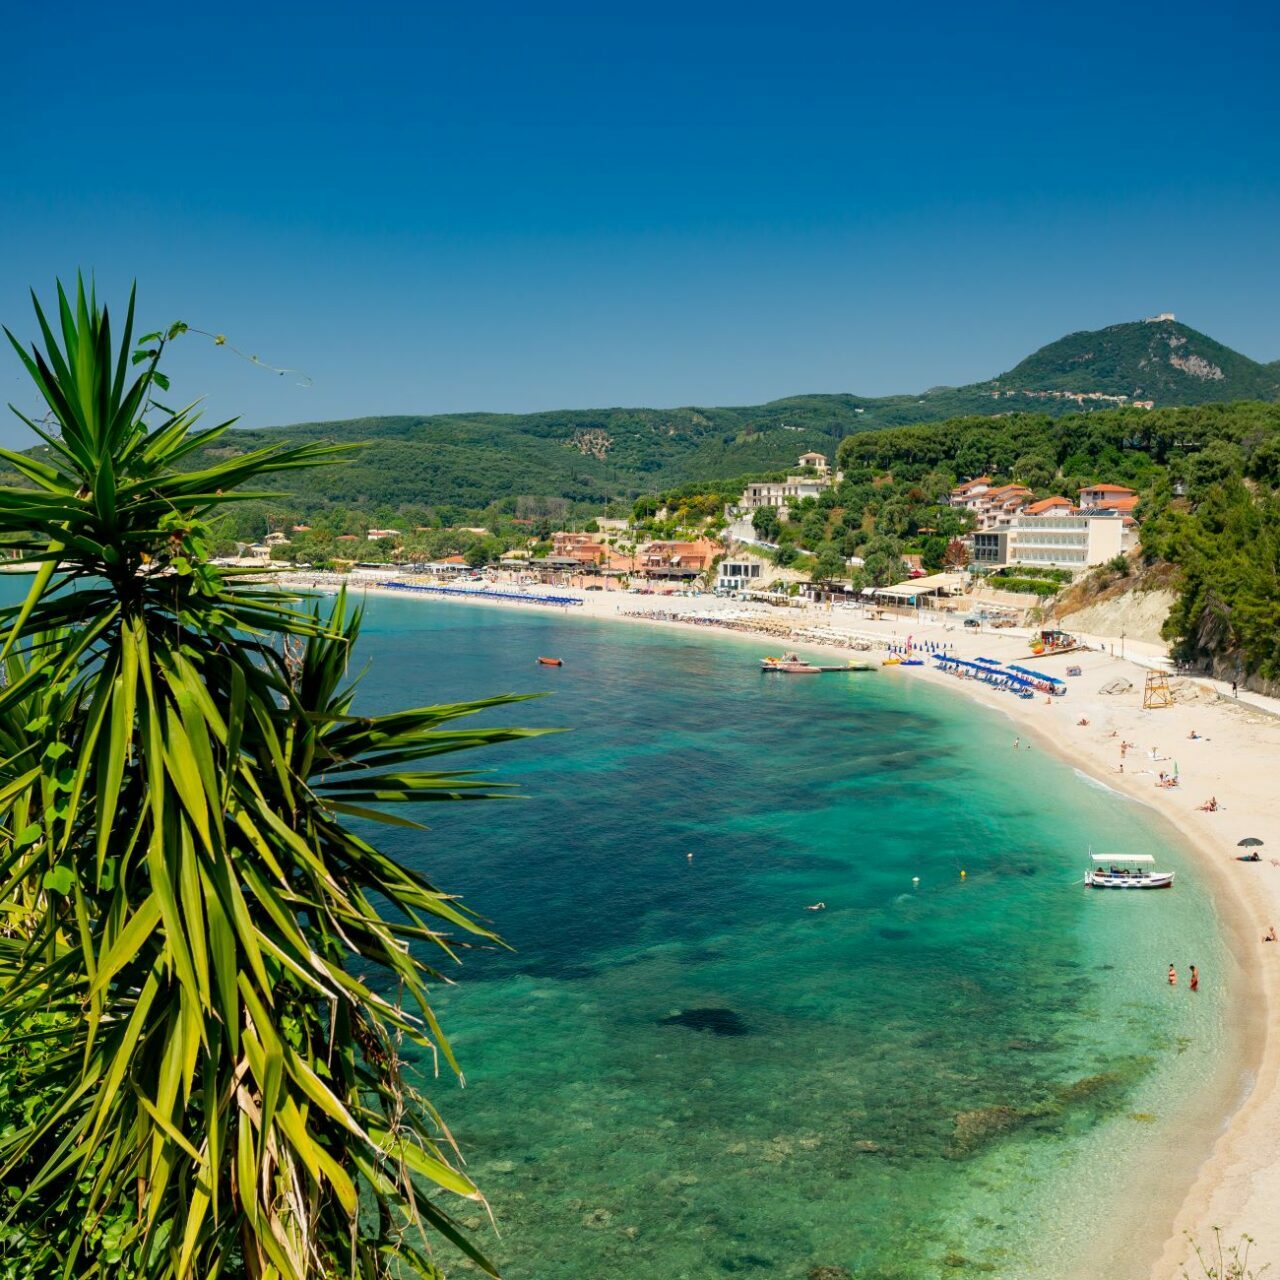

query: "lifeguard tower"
(1143, 670), (1174, 709)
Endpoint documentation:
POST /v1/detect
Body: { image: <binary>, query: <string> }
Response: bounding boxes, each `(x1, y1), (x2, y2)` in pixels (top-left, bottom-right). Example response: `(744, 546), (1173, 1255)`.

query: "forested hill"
(203, 316), (1278, 514)
(991, 318), (1280, 405)
(835, 401), (1280, 686)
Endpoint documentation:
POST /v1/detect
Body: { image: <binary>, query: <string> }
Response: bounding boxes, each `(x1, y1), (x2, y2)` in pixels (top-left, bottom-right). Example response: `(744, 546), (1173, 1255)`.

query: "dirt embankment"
(1051, 560), (1177, 646)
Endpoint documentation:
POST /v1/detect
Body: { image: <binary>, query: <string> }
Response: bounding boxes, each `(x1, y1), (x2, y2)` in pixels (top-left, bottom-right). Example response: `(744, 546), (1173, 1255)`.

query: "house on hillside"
(948, 476), (993, 512)
(729, 454), (841, 515)
(964, 484), (1033, 530)
(1023, 496), (1075, 517)
(1078, 484), (1137, 511)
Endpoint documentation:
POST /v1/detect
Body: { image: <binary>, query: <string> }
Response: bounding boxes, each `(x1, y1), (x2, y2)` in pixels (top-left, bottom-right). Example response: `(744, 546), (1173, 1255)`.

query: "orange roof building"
(1024, 496), (1076, 516)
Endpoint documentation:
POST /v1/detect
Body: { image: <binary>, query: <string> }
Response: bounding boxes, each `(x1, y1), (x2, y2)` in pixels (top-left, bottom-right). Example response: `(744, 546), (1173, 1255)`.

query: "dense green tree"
(811, 543), (847, 581)
(751, 506), (781, 541)
(0, 282), (540, 1278)
(1012, 453), (1055, 490)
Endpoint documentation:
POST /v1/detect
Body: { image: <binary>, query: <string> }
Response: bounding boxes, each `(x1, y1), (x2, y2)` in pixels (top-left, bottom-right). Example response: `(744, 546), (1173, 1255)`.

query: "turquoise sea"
(341, 595), (1236, 1280)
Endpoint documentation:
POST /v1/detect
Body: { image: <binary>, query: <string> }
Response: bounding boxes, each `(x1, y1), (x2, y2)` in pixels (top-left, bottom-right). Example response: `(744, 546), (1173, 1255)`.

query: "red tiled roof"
(1024, 496), (1074, 515)
(1080, 483), (1136, 494)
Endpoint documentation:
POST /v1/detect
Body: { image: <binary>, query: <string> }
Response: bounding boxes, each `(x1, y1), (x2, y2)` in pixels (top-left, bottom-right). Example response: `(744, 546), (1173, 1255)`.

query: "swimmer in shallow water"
(805, 902), (826, 911)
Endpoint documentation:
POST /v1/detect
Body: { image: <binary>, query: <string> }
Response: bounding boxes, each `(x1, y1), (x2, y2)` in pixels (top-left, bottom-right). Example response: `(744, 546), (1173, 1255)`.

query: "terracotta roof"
(1024, 496), (1074, 515)
(1080, 483), (1136, 494)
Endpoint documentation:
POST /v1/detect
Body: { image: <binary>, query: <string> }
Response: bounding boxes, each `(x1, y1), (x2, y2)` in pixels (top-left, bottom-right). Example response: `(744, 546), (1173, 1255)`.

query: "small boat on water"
(761, 652), (821, 674)
(1084, 853), (1174, 890)
(537, 656), (563, 667)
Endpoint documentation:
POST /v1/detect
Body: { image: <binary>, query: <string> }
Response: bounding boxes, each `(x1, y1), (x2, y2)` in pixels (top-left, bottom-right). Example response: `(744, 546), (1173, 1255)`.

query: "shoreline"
(283, 574), (1280, 1278)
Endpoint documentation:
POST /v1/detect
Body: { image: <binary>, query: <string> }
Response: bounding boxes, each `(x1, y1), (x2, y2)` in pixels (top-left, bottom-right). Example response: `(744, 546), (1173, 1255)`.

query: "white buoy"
(912, 876), (920, 887)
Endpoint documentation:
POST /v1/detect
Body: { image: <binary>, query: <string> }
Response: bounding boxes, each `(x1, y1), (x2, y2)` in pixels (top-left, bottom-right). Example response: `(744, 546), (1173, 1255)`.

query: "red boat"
(537, 657), (563, 667)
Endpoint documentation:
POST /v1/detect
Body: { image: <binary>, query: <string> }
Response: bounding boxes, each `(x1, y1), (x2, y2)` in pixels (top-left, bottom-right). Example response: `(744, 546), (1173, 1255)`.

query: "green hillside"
(199, 316), (1278, 519)
(988, 317), (1280, 406)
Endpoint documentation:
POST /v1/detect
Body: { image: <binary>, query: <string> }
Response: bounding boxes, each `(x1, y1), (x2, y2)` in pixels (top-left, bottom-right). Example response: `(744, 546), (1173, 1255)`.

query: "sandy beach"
(284, 572), (1280, 1277)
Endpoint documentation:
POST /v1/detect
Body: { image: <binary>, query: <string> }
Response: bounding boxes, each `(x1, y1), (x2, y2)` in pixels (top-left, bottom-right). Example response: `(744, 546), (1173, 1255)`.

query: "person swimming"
(1189, 964), (1199, 992)
(1168, 964), (1177, 986)
(804, 902), (826, 911)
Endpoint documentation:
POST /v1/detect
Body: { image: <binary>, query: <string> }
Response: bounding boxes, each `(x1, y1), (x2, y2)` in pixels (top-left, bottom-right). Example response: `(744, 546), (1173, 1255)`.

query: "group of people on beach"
(1168, 963), (1200, 991)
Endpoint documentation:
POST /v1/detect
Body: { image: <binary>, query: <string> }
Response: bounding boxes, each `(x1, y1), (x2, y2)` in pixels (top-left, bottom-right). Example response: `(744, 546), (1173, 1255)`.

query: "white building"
(716, 551), (770, 593)
(971, 512), (1133, 572)
(731, 454), (838, 514)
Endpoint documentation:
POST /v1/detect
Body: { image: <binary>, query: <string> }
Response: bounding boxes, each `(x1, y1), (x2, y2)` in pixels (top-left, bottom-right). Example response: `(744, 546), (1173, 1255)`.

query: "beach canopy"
(1090, 853), (1155, 864)
(1238, 837), (1265, 847)
(874, 571), (967, 599)
(932, 654), (1045, 692)
(1006, 663), (1066, 688)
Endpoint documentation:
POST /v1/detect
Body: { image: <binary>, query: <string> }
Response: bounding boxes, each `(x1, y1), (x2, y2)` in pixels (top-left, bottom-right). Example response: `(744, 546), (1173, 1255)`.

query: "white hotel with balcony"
(956, 482), (1139, 572)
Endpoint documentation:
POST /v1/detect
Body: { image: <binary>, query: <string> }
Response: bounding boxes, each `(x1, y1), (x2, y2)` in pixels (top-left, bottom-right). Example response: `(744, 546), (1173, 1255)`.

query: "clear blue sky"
(1, 1), (1278, 446)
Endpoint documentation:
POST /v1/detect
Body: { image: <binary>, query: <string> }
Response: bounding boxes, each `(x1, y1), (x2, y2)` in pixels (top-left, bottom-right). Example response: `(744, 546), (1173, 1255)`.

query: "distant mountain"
(987, 317), (1280, 406)
(216, 316), (1279, 513)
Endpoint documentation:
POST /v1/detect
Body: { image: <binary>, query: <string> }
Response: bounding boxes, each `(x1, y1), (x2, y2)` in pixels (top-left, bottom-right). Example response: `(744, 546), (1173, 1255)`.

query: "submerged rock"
(660, 1007), (749, 1037)
(948, 1104), (1025, 1155)
(808, 1268), (852, 1280)
(1054, 1070), (1123, 1104)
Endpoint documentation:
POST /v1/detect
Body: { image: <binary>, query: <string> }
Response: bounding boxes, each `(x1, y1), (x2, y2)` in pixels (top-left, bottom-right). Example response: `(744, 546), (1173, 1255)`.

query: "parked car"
(963, 617), (982, 628)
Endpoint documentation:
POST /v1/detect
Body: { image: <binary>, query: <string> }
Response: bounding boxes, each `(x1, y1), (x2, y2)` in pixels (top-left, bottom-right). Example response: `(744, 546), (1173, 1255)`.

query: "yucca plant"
(0, 279), (542, 1278)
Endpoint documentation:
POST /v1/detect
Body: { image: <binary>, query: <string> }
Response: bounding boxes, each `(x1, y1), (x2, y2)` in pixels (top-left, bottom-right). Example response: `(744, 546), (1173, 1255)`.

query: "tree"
(751, 505), (780, 541)
(1012, 453), (1054, 490)
(1186, 439), (1244, 496)
(0, 281), (540, 1277)
(943, 538), (969, 570)
(811, 544), (846, 581)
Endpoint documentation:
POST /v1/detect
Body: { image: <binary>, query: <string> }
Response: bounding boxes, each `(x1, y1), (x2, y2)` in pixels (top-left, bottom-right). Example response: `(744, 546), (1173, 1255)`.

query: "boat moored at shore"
(761, 651), (821, 674)
(1084, 853), (1175, 889)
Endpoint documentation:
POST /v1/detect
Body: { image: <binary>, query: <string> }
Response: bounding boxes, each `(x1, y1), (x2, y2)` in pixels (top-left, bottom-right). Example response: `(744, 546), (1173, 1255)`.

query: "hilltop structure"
(728, 453), (842, 517)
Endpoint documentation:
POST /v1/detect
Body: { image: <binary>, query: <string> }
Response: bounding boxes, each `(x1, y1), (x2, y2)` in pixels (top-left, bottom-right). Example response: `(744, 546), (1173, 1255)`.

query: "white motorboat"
(1084, 853), (1174, 890)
